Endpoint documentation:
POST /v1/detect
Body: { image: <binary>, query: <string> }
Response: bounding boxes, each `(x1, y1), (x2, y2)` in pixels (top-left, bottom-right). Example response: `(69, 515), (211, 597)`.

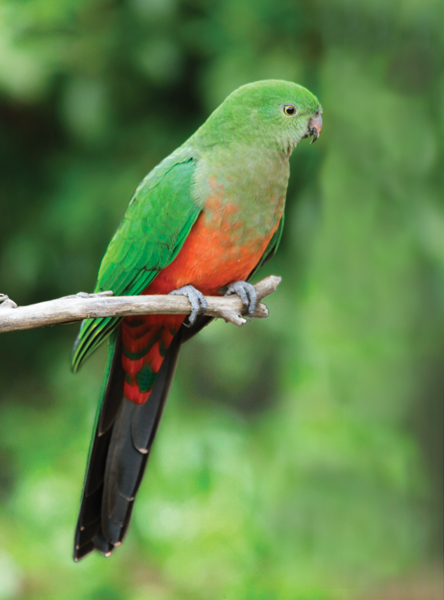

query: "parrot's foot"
(169, 285), (207, 327)
(222, 281), (257, 319)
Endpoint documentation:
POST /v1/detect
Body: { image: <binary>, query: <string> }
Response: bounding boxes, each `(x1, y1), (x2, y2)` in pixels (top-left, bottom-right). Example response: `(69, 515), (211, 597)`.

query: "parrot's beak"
(303, 113), (323, 144)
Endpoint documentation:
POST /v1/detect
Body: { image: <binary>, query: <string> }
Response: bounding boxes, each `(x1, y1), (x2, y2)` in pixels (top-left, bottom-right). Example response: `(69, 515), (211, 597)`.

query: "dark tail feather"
(73, 327), (183, 561)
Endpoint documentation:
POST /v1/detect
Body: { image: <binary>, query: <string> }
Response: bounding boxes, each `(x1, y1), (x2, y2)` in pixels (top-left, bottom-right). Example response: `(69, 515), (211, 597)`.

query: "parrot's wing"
(72, 148), (202, 371)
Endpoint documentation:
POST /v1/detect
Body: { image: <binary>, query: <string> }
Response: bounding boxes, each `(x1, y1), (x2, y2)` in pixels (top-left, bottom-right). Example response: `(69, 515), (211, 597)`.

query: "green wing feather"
(72, 148), (202, 372)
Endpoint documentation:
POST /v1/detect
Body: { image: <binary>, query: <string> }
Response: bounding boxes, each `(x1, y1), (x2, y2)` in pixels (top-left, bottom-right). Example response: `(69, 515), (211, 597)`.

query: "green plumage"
(72, 80), (322, 560)
(72, 81), (321, 373)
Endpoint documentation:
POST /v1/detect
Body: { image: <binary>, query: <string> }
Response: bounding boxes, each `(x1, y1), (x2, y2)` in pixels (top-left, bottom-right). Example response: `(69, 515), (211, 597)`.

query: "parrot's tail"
(73, 326), (183, 561)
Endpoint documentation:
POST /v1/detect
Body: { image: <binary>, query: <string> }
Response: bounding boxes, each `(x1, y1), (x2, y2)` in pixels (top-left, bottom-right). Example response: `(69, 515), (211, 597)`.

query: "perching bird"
(71, 80), (322, 560)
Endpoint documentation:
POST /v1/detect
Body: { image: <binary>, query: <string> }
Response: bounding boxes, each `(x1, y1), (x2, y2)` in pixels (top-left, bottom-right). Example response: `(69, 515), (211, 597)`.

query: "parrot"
(71, 80), (322, 561)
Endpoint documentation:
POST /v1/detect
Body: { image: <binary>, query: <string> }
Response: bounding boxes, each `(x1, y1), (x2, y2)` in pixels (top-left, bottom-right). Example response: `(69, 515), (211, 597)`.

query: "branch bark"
(0, 276), (282, 333)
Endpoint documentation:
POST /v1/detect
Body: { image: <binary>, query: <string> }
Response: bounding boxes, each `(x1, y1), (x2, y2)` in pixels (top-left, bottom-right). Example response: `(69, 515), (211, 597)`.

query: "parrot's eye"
(282, 105), (297, 116)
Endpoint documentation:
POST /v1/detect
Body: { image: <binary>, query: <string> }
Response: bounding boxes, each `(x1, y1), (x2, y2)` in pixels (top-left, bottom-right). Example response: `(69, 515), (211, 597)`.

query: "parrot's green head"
(203, 80), (322, 154)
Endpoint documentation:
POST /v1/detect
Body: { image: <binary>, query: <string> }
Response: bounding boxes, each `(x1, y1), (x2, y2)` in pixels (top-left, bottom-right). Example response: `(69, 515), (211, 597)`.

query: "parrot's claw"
(169, 285), (207, 327)
(222, 281), (257, 319)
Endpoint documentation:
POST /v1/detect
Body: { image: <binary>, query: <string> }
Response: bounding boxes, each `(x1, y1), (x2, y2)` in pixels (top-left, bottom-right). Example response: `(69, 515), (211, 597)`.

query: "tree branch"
(0, 276), (282, 333)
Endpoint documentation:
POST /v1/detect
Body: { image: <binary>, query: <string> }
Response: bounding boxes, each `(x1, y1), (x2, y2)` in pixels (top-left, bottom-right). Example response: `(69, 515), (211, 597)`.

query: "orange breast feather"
(122, 191), (284, 405)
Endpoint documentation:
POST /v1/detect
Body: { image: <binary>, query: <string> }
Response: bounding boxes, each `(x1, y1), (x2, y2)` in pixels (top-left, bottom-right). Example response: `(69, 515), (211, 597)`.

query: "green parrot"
(72, 80), (322, 560)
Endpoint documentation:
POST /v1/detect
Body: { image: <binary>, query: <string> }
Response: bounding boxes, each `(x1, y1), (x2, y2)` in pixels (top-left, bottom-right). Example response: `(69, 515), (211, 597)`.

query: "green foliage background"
(0, 0), (442, 598)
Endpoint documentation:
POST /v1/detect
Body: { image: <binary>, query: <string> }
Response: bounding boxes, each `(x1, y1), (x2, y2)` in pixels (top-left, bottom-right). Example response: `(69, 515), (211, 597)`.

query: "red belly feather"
(122, 203), (282, 404)
(147, 209), (278, 295)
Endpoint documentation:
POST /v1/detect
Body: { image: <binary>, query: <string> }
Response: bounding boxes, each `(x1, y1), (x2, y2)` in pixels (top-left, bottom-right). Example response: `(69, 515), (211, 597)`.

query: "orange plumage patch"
(121, 190), (285, 405)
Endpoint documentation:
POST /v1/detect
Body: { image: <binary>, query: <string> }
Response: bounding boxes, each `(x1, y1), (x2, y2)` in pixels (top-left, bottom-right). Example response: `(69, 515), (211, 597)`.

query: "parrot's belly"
(145, 195), (284, 296)
(123, 186), (285, 404)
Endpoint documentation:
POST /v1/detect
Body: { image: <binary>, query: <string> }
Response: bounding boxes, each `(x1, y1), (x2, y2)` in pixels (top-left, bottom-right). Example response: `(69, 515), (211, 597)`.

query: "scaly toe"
(169, 285), (207, 327)
(224, 281), (257, 319)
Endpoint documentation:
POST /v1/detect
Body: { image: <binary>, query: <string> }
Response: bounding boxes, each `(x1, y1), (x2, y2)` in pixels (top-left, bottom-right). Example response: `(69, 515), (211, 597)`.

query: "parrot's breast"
(123, 152), (288, 405)
(146, 167), (286, 295)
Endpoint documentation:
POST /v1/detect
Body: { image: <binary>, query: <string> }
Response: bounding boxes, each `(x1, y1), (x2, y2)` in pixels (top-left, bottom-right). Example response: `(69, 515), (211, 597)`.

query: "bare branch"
(0, 276), (282, 333)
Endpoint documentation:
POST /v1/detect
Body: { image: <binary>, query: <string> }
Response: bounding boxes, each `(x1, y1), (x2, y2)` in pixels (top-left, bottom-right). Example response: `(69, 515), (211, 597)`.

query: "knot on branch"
(0, 294), (18, 309)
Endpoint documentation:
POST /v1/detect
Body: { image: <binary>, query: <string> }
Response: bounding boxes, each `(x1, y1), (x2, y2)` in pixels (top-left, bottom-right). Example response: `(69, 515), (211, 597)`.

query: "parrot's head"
(207, 80), (322, 154)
